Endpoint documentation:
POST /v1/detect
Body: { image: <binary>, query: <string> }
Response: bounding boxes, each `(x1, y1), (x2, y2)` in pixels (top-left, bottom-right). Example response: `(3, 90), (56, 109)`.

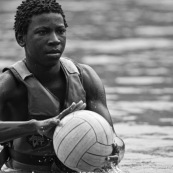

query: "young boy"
(0, 0), (125, 172)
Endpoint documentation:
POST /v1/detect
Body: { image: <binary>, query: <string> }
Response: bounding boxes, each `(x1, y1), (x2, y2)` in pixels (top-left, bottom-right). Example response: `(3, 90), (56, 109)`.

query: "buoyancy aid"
(2, 57), (86, 172)
(4, 57), (86, 120)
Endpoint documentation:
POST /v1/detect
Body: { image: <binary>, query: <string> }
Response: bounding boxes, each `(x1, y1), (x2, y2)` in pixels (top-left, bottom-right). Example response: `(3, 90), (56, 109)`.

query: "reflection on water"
(79, 165), (125, 173)
(82, 53), (173, 127)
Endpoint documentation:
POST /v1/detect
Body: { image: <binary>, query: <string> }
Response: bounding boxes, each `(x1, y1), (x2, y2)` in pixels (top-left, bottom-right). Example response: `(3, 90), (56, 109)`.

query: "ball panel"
(53, 117), (85, 155)
(54, 117), (84, 139)
(65, 129), (96, 168)
(53, 114), (74, 139)
(73, 111), (109, 145)
(92, 114), (114, 145)
(58, 122), (91, 163)
(87, 143), (113, 156)
(77, 158), (98, 172)
(82, 152), (106, 167)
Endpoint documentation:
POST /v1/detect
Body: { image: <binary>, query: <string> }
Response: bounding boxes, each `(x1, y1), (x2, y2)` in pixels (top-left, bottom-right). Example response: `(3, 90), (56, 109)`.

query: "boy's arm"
(80, 64), (114, 130)
(81, 64), (125, 165)
(0, 71), (38, 143)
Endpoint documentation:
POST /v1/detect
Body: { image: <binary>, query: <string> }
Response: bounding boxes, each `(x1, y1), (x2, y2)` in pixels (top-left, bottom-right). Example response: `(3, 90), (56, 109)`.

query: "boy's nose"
(48, 32), (60, 45)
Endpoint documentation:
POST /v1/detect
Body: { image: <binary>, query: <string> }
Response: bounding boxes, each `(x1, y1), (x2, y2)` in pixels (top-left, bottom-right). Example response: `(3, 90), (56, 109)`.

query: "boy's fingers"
(56, 103), (75, 119)
(74, 103), (86, 111)
(50, 118), (60, 124)
(81, 103), (86, 110)
(56, 101), (85, 119)
(73, 100), (84, 110)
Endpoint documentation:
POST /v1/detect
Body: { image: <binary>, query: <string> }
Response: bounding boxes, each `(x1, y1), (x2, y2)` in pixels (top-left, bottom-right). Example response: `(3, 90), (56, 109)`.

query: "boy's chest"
(45, 80), (66, 107)
(41, 69), (67, 107)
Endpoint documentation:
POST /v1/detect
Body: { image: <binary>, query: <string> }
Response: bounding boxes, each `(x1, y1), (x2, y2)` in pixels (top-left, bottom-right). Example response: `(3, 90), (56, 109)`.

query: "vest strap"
(9, 148), (55, 166)
(11, 60), (32, 80)
(60, 57), (79, 74)
(8, 148), (76, 172)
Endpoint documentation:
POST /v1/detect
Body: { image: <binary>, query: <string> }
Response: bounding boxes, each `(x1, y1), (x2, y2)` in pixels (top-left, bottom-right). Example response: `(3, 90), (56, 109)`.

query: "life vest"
(2, 57), (86, 172)
(4, 57), (86, 120)
(3, 58), (86, 172)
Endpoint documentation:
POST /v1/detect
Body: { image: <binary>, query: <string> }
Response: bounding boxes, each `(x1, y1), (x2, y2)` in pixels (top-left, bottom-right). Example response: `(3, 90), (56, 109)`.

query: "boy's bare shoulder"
(78, 63), (105, 95)
(0, 70), (26, 102)
(79, 63), (103, 85)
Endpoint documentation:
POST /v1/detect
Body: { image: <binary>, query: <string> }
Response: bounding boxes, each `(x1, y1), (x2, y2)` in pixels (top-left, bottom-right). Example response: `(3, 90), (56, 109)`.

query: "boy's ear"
(16, 33), (26, 47)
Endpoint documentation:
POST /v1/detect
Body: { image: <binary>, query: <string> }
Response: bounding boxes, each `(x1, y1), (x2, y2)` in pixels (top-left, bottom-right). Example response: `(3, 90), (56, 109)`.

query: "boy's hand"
(35, 100), (86, 138)
(57, 100), (86, 120)
(104, 136), (125, 169)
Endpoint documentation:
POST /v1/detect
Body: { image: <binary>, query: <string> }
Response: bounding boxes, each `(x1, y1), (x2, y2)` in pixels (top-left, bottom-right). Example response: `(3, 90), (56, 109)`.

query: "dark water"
(0, 0), (173, 172)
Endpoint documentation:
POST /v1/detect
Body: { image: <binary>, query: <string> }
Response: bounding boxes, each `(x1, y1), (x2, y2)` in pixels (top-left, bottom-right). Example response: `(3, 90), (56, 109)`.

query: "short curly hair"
(14, 0), (68, 37)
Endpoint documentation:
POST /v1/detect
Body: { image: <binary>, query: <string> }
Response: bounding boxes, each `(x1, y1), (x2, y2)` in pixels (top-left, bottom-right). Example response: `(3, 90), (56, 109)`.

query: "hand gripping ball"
(53, 110), (114, 172)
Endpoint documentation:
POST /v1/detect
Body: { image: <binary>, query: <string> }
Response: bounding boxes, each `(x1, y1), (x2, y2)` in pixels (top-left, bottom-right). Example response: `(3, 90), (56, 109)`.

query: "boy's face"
(23, 12), (66, 67)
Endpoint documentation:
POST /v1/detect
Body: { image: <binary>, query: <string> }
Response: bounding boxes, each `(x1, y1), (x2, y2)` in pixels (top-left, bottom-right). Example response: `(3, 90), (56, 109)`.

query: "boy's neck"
(25, 59), (61, 84)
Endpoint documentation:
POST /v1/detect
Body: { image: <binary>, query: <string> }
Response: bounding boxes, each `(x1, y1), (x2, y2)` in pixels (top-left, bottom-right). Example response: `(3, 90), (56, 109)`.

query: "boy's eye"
(36, 28), (66, 35)
(57, 29), (66, 35)
(37, 30), (47, 35)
